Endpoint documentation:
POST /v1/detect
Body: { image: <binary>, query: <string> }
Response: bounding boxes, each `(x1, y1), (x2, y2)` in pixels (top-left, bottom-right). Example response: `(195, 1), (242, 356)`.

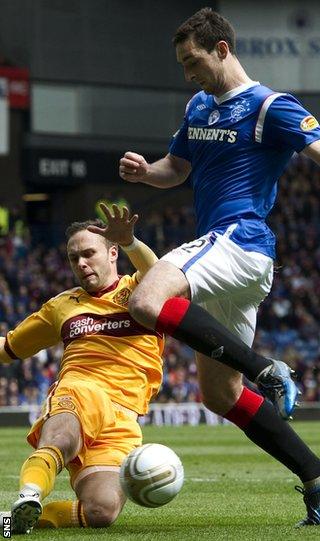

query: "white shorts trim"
(73, 465), (120, 489)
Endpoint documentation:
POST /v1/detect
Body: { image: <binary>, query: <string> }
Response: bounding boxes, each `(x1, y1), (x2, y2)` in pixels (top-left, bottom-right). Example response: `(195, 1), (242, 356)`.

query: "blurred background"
(0, 0), (319, 420)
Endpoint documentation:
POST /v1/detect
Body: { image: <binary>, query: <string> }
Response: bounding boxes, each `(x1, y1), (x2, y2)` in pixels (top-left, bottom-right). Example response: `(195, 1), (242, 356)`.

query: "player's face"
(67, 230), (118, 293)
(176, 37), (226, 95)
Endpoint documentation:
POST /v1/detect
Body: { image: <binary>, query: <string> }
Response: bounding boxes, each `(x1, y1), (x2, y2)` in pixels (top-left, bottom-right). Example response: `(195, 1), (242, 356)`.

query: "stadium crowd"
(0, 155), (319, 407)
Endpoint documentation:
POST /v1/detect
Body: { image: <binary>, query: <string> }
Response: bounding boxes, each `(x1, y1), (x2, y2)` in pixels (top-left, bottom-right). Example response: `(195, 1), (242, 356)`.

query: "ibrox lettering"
(188, 127), (237, 143)
(69, 318), (131, 337)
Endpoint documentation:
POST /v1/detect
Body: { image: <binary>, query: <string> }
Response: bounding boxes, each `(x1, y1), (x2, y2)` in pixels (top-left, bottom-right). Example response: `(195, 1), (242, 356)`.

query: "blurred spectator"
(0, 200), (9, 236)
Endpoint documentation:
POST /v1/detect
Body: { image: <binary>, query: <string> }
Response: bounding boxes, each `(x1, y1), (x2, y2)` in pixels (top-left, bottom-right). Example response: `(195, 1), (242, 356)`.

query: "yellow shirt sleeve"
(6, 299), (60, 359)
(121, 238), (158, 279)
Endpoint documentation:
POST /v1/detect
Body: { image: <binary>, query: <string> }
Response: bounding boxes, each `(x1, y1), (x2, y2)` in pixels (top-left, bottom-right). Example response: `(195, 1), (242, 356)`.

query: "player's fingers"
(122, 206), (129, 220)
(119, 169), (138, 179)
(124, 151), (144, 163)
(112, 204), (121, 219)
(128, 214), (139, 226)
(87, 225), (107, 235)
(120, 157), (141, 169)
(119, 170), (139, 183)
(121, 176), (139, 183)
(98, 203), (113, 221)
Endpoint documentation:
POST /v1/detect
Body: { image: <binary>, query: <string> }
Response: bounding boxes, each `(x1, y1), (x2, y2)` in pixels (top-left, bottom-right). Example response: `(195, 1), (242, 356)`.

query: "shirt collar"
(214, 81), (260, 105)
(90, 277), (122, 297)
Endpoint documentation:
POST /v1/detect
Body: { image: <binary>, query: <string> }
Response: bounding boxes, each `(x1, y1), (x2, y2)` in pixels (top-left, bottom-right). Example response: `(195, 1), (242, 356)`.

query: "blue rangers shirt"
(169, 81), (320, 258)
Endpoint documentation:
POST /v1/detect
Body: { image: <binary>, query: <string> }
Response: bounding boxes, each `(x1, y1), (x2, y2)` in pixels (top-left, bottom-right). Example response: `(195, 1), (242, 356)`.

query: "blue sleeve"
(169, 116), (191, 162)
(262, 94), (320, 152)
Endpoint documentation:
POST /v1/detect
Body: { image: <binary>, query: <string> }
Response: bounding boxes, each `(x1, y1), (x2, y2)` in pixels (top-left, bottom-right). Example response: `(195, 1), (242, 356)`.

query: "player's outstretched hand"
(87, 203), (138, 246)
(119, 151), (149, 183)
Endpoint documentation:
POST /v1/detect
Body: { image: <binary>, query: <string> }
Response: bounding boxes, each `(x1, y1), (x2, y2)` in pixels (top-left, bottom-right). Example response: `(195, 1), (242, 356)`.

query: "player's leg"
(195, 354), (243, 415)
(76, 470), (125, 527)
(11, 412), (82, 534)
(36, 404), (142, 529)
(197, 350), (320, 478)
(130, 259), (273, 380)
(129, 234), (297, 417)
(11, 380), (88, 534)
(22, 411), (82, 496)
(71, 406), (141, 527)
(36, 470), (125, 529)
(37, 411), (82, 462)
(197, 297), (320, 527)
(198, 350), (320, 526)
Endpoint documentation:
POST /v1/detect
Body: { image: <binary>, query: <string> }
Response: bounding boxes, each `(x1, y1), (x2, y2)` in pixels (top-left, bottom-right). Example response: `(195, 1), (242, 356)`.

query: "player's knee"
(128, 289), (155, 326)
(83, 500), (120, 528)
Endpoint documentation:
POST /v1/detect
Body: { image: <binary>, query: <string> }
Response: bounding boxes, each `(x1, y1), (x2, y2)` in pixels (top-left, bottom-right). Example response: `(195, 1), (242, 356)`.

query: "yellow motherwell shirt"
(5, 275), (164, 414)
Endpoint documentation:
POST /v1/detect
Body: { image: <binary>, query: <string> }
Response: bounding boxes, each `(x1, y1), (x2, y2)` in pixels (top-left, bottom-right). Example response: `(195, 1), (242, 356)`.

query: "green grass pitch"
(1, 422), (320, 540)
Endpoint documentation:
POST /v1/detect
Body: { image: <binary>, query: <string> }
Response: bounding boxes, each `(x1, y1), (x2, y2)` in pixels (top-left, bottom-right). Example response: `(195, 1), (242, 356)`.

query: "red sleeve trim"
(4, 337), (19, 359)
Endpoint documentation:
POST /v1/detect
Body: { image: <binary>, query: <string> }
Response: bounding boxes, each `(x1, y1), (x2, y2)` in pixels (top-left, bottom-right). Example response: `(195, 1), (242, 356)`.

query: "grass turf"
(0, 422), (320, 540)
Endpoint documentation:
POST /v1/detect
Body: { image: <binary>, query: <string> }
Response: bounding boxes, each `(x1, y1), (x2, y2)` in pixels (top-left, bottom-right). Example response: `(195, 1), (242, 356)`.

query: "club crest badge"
(113, 287), (131, 306)
(57, 396), (76, 411)
(230, 98), (250, 123)
(208, 110), (220, 125)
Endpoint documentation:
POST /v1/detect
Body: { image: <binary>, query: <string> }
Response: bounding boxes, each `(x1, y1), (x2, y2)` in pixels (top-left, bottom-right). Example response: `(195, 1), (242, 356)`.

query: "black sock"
(156, 298), (271, 381)
(243, 400), (320, 482)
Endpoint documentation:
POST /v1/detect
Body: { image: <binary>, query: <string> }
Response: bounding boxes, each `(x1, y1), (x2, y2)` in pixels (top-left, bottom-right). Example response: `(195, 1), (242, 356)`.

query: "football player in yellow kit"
(0, 203), (164, 534)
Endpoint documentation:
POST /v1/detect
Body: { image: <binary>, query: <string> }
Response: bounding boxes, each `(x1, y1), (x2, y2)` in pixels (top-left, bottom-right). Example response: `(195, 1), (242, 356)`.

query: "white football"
(119, 443), (184, 508)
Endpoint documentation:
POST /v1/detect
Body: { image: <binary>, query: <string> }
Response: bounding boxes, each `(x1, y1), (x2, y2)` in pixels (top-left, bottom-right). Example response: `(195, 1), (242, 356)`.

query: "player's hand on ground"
(87, 203), (138, 246)
(119, 152), (149, 183)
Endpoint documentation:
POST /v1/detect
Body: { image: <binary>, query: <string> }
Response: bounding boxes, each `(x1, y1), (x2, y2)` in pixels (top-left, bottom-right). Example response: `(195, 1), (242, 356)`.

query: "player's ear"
(109, 244), (118, 262)
(216, 40), (229, 59)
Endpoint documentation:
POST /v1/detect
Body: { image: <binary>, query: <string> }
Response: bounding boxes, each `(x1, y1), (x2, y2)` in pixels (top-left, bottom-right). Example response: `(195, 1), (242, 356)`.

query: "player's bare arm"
(302, 139), (320, 166)
(88, 202), (158, 278)
(119, 151), (191, 188)
(0, 336), (11, 363)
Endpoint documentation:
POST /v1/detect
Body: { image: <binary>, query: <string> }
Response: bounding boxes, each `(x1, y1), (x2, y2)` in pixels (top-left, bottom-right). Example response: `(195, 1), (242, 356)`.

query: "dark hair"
(173, 7), (236, 54)
(65, 219), (115, 249)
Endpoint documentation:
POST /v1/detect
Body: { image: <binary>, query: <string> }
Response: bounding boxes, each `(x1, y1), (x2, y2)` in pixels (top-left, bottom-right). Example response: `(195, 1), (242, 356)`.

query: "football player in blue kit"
(119, 8), (320, 526)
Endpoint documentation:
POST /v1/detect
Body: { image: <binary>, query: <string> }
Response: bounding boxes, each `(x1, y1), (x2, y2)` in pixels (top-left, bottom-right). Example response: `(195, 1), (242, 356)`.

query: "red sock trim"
(225, 386), (264, 429)
(155, 298), (190, 335)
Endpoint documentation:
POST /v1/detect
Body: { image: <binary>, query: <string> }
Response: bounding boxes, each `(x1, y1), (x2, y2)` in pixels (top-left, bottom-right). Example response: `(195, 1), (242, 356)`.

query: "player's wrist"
(120, 236), (139, 252)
